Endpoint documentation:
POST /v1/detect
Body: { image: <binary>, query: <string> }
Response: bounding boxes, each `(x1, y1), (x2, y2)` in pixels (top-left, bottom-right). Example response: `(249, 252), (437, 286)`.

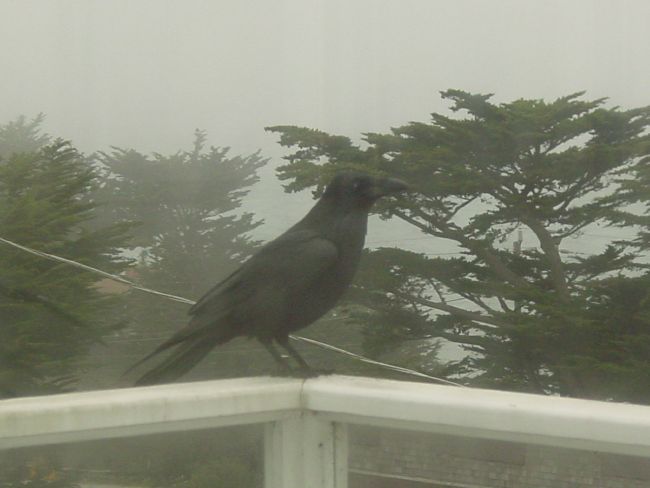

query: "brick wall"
(349, 425), (650, 488)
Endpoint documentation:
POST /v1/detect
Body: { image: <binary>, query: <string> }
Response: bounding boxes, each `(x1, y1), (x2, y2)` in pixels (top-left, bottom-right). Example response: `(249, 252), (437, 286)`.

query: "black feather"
(126, 172), (408, 384)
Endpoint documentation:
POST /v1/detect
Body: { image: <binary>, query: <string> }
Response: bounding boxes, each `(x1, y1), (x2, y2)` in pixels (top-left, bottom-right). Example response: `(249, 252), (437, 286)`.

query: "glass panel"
(349, 424), (650, 488)
(0, 425), (262, 488)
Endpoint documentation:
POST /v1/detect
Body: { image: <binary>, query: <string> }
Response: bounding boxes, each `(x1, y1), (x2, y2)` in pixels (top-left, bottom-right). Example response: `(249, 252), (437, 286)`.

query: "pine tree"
(92, 130), (267, 381)
(267, 91), (650, 402)
(0, 114), (50, 158)
(0, 128), (133, 396)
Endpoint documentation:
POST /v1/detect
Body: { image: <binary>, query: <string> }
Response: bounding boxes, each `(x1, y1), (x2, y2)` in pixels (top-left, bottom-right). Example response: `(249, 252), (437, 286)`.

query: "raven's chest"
(284, 230), (366, 331)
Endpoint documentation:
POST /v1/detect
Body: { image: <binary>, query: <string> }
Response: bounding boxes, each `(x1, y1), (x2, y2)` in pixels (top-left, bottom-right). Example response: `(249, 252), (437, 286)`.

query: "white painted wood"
(264, 412), (348, 488)
(333, 422), (349, 488)
(3, 374), (650, 463)
(264, 416), (302, 488)
(305, 375), (650, 457)
(302, 412), (335, 488)
(0, 377), (302, 449)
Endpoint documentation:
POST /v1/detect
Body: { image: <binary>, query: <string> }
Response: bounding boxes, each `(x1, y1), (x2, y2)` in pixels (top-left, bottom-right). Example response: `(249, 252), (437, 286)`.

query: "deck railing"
(2, 375), (650, 487)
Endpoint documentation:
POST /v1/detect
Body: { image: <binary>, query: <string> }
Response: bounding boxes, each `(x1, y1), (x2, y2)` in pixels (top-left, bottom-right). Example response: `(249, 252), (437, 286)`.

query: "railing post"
(264, 412), (348, 488)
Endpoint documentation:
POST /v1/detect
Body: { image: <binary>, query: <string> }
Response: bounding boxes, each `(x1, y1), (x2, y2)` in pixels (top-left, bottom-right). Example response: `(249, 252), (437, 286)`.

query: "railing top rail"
(2, 375), (650, 456)
(305, 376), (650, 456)
(0, 377), (302, 449)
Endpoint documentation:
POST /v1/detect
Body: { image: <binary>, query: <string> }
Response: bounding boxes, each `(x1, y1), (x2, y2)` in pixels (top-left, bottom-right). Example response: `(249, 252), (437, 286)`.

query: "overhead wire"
(0, 236), (194, 305)
(0, 235), (464, 387)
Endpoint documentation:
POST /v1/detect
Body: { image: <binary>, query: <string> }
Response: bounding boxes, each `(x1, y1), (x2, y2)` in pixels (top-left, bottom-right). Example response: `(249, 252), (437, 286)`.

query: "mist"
(3, 1), (648, 242)
(3, 1), (648, 150)
(2, 2), (650, 485)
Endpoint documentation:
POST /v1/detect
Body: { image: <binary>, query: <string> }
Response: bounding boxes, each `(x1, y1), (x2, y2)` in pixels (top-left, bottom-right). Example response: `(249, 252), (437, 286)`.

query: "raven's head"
(323, 172), (409, 209)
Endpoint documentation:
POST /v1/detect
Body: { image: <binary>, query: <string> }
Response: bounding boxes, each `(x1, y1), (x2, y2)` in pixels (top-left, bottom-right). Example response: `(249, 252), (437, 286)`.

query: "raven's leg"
(260, 339), (292, 373)
(275, 336), (313, 372)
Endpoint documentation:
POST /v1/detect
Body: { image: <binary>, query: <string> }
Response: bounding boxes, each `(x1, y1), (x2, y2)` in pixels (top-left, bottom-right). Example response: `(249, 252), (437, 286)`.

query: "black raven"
(128, 172), (408, 385)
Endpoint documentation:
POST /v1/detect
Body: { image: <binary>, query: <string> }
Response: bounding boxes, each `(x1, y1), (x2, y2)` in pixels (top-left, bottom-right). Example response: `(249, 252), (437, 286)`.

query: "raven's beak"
(371, 177), (409, 198)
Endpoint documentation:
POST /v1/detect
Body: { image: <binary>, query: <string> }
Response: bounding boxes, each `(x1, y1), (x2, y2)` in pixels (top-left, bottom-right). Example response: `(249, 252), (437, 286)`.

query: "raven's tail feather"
(123, 315), (227, 379)
(134, 334), (225, 386)
(122, 330), (198, 378)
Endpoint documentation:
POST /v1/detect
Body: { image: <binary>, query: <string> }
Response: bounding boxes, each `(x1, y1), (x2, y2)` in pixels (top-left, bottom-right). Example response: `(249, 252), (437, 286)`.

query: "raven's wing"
(189, 229), (339, 320)
(126, 230), (338, 382)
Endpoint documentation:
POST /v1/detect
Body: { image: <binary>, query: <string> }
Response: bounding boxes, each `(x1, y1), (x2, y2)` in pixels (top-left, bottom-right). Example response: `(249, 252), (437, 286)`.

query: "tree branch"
(458, 236), (531, 290)
(435, 330), (489, 348)
(395, 206), (532, 291)
(497, 296), (512, 313)
(392, 291), (508, 328)
(521, 215), (570, 302)
(464, 293), (499, 315)
(392, 209), (445, 238)
(448, 196), (478, 219)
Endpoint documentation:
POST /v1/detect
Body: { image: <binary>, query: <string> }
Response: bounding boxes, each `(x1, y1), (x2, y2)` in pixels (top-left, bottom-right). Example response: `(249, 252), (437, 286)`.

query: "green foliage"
(0, 427), (261, 488)
(0, 450), (80, 488)
(0, 121), (133, 397)
(92, 130), (267, 380)
(90, 427), (260, 487)
(0, 114), (50, 158)
(95, 130), (265, 293)
(186, 457), (258, 488)
(267, 91), (650, 402)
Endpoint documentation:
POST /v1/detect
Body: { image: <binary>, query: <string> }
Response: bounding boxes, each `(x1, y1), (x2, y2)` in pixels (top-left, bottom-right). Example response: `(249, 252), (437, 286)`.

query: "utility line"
(0, 236), (194, 305)
(0, 235), (464, 388)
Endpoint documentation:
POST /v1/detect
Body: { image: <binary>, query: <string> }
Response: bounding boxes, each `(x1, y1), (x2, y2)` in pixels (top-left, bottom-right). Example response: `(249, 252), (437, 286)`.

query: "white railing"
(2, 375), (650, 487)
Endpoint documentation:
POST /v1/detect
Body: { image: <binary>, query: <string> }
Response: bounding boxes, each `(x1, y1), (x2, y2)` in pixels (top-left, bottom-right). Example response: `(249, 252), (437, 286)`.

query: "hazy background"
(3, 5), (650, 484)
(2, 0), (649, 241)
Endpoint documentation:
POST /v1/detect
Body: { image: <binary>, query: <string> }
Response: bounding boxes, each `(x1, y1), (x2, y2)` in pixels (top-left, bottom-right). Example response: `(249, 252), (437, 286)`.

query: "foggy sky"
(3, 0), (649, 152)
(2, 0), (649, 240)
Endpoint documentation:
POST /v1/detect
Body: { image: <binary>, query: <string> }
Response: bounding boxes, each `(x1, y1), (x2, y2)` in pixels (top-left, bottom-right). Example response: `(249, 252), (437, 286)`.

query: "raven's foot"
(291, 366), (335, 378)
(267, 365), (334, 378)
